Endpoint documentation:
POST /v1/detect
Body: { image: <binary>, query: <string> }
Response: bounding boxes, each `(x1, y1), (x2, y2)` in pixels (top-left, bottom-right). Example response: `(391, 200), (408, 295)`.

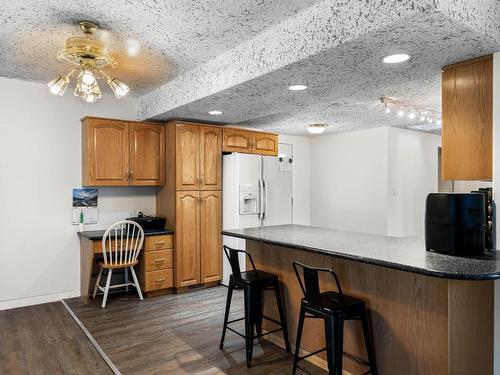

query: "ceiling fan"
(47, 21), (129, 103)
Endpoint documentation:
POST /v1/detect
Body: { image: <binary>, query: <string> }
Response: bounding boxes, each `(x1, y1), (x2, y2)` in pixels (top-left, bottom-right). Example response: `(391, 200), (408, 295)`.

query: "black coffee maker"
(425, 189), (494, 256)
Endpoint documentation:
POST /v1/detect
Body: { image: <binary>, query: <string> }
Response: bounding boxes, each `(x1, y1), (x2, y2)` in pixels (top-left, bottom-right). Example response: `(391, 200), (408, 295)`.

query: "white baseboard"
(0, 290), (80, 311)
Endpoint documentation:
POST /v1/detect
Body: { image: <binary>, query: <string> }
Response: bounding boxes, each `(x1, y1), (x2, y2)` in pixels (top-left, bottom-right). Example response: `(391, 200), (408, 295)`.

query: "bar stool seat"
(292, 262), (377, 375)
(219, 245), (291, 368)
(232, 270), (277, 285)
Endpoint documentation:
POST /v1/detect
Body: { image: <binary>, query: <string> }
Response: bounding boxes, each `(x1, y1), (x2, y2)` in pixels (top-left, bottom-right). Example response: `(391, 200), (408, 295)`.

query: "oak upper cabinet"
(222, 127), (278, 156)
(130, 123), (165, 186)
(82, 117), (165, 186)
(82, 118), (129, 186)
(441, 55), (493, 180)
(176, 124), (200, 190)
(200, 191), (222, 283)
(200, 126), (222, 190)
(175, 191), (201, 287)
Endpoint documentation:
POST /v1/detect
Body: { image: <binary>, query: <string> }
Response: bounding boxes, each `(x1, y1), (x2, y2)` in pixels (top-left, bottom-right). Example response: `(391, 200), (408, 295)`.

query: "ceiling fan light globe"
(108, 78), (130, 98)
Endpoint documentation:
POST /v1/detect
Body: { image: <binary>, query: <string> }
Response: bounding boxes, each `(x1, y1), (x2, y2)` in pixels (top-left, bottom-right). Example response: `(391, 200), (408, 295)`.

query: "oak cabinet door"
(441, 56), (492, 180)
(83, 118), (129, 186)
(200, 191), (222, 283)
(176, 124), (200, 190)
(222, 128), (253, 154)
(199, 126), (222, 190)
(175, 191), (201, 287)
(253, 133), (278, 156)
(130, 123), (165, 186)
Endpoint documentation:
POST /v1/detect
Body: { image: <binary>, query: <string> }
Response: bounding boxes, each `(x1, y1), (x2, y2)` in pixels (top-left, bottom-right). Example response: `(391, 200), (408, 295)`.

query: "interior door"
(175, 191), (201, 287)
(262, 143), (293, 226)
(129, 123), (165, 186)
(85, 118), (129, 186)
(176, 124), (200, 190)
(199, 126), (222, 190)
(200, 191), (222, 283)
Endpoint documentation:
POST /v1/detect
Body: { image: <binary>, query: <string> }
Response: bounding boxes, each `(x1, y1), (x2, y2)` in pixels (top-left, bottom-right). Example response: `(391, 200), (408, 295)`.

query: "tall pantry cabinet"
(156, 121), (222, 290)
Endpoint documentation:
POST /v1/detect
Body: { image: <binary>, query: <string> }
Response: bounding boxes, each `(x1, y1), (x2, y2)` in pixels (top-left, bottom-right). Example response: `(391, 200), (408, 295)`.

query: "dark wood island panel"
(245, 240), (493, 375)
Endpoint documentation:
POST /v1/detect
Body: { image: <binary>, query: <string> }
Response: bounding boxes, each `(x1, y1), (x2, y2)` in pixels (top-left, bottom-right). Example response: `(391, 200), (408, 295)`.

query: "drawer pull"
(155, 277), (166, 282)
(153, 258), (166, 264)
(154, 241), (166, 246)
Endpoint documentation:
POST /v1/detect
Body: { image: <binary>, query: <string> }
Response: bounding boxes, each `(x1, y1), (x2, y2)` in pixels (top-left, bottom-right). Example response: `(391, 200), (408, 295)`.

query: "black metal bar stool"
(292, 262), (377, 375)
(219, 245), (291, 367)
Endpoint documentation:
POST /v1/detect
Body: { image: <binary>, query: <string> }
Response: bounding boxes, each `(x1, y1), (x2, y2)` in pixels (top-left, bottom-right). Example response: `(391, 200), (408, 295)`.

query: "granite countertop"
(79, 229), (174, 240)
(222, 224), (500, 281)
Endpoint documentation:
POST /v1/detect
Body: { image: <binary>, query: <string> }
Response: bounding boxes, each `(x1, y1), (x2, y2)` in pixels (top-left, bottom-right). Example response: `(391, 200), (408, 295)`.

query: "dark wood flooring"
(0, 302), (112, 375)
(66, 286), (326, 374)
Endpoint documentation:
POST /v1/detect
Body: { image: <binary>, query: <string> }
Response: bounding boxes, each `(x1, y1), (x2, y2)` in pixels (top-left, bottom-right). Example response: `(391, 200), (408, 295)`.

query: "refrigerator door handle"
(258, 179), (264, 220)
(262, 179), (268, 219)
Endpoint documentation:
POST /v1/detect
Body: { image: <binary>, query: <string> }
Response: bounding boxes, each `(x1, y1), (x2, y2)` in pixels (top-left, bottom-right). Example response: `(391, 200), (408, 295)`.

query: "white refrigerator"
(222, 143), (293, 285)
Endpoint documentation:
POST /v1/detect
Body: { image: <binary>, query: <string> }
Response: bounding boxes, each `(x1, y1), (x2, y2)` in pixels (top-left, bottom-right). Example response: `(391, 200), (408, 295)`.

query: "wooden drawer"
(143, 249), (173, 271)
(143, 269), (173, 292)
(144, 235), (173, 251)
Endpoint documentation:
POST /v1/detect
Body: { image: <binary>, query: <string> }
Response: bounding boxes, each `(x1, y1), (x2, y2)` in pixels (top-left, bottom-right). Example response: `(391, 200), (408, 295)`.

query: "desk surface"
(222, 224), (500, 280)
(79, 229), (174, 241)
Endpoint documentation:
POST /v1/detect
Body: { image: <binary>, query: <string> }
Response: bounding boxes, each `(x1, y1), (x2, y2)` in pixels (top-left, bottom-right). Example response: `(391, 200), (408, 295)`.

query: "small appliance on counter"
(425, 191), (493, 256)
(127, 213), (166, 233)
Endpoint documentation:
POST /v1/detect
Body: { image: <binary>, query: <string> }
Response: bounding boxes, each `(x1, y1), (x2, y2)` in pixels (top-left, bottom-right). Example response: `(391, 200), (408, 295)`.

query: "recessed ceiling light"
(288, 84), (308, 91)
(208, 110), (223, 115)
(306, 123), (328, 134)
(382, 54), (410, 64)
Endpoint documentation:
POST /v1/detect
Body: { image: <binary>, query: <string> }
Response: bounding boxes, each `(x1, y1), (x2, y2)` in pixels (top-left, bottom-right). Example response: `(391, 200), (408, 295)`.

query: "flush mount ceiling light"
(381, 97), (441, 126)
(288, 84), (308, 91)
(306, 123), (328, 134)
(47, 21), (129, 103)
(208, 110), (223, 115)
(382, 53), (410, 64)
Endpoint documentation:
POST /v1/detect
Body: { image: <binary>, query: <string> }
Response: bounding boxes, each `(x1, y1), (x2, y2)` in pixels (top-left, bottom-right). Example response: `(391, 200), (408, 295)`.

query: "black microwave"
(425, 193), (489, 256)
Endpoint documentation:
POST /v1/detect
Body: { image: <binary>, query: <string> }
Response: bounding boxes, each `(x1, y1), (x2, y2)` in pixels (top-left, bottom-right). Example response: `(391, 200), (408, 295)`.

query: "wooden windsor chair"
(93, 220), (144, 308)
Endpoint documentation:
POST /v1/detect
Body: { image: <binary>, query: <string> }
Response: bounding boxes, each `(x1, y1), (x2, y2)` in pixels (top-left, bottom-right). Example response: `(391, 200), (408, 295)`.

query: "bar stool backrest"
(102, 220), (144, 266)
(223, 245), (259, 281)
(292, 262), (344, 306)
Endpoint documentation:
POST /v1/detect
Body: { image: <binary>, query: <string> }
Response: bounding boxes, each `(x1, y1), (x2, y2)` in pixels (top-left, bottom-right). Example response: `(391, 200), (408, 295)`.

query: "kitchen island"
(222, 224), (499, 375)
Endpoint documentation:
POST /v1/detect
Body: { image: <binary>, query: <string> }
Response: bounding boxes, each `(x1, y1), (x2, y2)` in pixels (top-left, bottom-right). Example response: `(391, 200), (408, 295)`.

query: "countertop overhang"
(222, 224), (500, 280)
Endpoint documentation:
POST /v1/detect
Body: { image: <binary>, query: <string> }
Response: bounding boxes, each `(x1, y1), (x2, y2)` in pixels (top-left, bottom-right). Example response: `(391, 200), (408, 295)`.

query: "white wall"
(387, 127), (441, 237)
(491, 52), (500, 375)
(310, 127), (390, 235)
(309, 127), (441, 237)
(279, 135), (311, 225)
(0, 77), (156, 310)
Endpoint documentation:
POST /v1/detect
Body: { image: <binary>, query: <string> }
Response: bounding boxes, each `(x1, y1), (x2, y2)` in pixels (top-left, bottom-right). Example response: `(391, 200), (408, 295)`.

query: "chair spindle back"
(101, 220), (144, 266)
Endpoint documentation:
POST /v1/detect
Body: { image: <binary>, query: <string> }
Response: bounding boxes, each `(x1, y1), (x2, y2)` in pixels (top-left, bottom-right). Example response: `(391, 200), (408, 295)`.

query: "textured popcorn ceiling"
(1, 0), (320, 94)
(2, 0), (500, 135)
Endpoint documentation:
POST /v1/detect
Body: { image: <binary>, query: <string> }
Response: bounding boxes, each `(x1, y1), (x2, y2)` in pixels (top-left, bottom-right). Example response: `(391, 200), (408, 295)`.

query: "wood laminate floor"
(0, 302), (112, 375)
(66, 286), (326, 374)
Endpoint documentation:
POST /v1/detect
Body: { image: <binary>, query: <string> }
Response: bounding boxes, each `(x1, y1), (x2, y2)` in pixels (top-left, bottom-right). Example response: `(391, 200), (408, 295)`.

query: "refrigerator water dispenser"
(239, 185), (260, 215)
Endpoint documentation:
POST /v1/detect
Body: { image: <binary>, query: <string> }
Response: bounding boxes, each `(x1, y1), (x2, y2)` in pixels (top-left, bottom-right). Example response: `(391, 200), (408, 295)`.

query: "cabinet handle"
(154, 277), (166, 282)
(200, 176), (204, 185)
(153, 258), (165, 263)
(130, 170), (134, 181)
(154, 241), (166, 246)
(124, 171), (130, 181)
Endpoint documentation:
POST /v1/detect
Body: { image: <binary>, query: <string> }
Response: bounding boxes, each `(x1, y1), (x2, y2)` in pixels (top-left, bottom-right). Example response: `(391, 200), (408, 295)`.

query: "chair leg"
(325, 316), (343, 375)
(129, 266), (143, 300)
(93, 268), (103, 299)
(254, 289), (263, 336)
(102, 269), (113, 308)
(273, 279), (291, 353)
(292, 305), (306, 375)
(125, 268), (129, 292)
(219, 282), (234, 349)
(360, 309), (377, 375)
(244, 286), (255, 368)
